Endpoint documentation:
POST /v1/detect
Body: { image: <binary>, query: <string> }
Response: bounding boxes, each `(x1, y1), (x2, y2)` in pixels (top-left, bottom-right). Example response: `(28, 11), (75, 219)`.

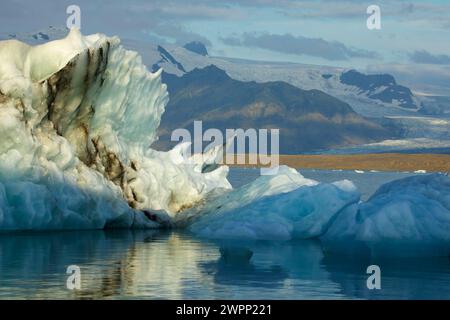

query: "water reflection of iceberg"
(1, 230), (450, 299)
(196, 239), (344, 299)
(0, 230), (138, 299)
(199, 246), (289, 289)
(0, 231), (222, 299)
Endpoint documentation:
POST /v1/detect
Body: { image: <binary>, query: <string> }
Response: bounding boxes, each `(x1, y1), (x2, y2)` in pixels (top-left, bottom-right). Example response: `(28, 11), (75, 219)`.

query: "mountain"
(183, 41), (208, 56)
(152, 65), (395, 154)
(148, 44), (450, 154)
(339, 70), (416, 109)
(0, 26), (67, 44)
(152, 45), (186, 74)
(148, 45), (423, 118)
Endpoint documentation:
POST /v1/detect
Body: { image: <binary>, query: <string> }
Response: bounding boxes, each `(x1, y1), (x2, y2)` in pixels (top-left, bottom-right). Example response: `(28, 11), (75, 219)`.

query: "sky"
(1, 0), (450, 94)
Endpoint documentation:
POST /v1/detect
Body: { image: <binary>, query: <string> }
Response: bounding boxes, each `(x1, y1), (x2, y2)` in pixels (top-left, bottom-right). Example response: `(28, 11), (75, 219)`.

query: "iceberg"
(186, 170), (450, 257)
(0, 29), (230, 230)
(321, 173), (450, 256)
(183, 167), (360, 240)
(1, 29), (450, 258)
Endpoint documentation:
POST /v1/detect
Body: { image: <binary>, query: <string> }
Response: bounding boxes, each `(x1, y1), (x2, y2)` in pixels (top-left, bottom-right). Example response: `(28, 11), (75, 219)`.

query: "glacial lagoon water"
(1, 168), (450, 300)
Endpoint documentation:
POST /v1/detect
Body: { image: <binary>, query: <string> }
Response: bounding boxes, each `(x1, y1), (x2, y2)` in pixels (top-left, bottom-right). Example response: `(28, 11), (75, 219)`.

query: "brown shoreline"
(225, 153), (450, 172)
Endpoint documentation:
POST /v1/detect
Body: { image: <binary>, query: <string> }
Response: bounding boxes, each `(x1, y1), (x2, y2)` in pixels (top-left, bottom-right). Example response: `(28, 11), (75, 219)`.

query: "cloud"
(221, 32), (379, 61)
(409, 50), (450, 65)
(1, 0), (448, 65)
(277, 1), (450, 29)
(127, 1), (246, 20)
(0, 0), (220, 46)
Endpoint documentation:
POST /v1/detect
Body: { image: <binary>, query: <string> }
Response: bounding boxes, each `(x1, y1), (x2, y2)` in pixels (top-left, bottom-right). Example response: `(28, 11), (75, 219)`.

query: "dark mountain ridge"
(340, 70), (417, 109)
(183, 41), (208, 56)
(152, 65), (397, 154)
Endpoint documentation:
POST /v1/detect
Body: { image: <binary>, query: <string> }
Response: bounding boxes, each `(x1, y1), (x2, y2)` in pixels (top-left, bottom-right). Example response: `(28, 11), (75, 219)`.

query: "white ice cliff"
(0, 29), (230, 230)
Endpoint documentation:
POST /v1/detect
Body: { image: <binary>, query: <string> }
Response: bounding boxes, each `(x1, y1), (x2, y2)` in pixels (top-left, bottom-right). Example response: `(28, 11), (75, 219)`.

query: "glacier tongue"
(0, 29), (231, 230)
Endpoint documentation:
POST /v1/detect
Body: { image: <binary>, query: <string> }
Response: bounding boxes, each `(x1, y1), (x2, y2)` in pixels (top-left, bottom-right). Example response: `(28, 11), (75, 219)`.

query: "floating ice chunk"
(332, 179), (357, 193)
(322, 173), (450, 256)
(186, 166), (360, 240)
(176, 166), (316, 226)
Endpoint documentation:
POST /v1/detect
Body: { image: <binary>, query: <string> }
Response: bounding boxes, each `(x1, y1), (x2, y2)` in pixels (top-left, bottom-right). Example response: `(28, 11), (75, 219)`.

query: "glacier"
(1, 29), (450, 257)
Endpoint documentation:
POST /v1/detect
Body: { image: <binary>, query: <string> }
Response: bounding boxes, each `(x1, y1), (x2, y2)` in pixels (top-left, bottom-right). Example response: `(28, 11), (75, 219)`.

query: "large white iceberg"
(0, 29), (230, 230)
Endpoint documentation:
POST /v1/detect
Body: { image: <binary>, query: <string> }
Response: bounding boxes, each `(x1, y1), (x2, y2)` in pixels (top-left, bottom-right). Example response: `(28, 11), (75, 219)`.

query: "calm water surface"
(0, 169), (449, 300)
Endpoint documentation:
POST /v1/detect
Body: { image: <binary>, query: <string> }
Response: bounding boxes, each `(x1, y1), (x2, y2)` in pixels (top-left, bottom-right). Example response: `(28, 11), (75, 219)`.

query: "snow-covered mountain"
(0, 26), (68, 45)
(183, 41), (208, 56)
(148, 43), (425, 116)
(339, 70), (416, 109)
(153, 65), (394, 153)
(148, 43), (450, 153)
